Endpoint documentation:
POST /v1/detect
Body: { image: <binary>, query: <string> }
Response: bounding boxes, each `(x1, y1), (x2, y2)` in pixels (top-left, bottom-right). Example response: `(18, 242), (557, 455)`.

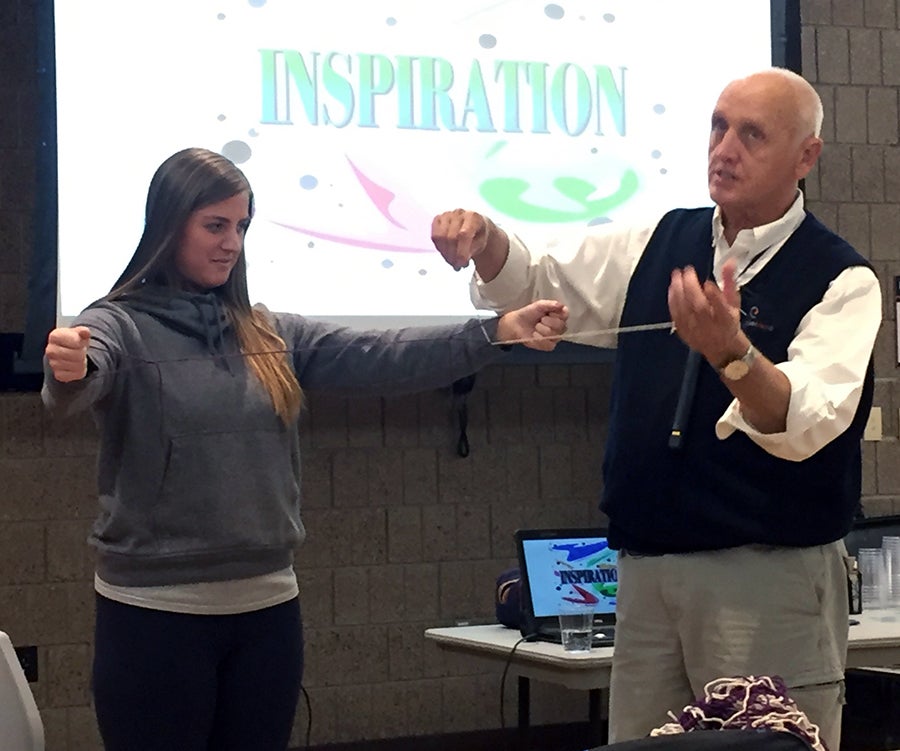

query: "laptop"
(514, 527), (617, 646)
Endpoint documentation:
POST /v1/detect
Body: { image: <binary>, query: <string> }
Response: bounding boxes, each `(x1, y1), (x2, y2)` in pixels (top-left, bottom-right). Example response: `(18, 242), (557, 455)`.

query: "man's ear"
(796, 136), (823, 180)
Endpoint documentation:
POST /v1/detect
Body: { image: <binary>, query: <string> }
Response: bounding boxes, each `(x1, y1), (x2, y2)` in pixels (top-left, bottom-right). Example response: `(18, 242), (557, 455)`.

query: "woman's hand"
(497, 300), (568, 351)
(45, 326), (92, 382)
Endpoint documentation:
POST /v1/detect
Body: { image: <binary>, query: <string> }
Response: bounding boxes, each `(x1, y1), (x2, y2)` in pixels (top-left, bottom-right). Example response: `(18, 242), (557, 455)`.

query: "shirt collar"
(712, 190), (806, 251)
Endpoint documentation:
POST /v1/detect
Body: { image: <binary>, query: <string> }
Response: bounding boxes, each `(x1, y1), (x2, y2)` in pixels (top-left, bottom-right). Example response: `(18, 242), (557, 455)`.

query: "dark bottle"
(848, 556), (862, 615)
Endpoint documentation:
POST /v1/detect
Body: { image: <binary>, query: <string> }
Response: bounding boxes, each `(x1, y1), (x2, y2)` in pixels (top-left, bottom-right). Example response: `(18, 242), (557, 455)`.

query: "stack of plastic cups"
(859, 547), (888, 611)
(882, 536), (900, 607)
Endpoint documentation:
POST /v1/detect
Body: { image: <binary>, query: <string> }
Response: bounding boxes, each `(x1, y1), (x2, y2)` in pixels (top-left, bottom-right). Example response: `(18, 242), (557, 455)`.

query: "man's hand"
(497, 300), (568, 352)
(45, 326), (92, 382)
(667, 259), (746, 367)
(431, 209), (510, 282)
(668, 259), (793, 433)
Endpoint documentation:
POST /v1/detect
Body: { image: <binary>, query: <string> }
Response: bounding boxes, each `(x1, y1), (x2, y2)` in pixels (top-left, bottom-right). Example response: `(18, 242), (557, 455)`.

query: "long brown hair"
(108, 147), (302, 424)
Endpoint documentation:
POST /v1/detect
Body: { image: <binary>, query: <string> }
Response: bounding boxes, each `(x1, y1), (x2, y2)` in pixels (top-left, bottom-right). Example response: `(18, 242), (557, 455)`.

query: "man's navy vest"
(601, 208), (875, 554)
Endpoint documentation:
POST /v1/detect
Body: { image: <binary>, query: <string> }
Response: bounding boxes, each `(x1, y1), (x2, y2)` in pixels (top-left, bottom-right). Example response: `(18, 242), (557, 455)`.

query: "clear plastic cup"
(882, 536), (900, 605)
(859, 547), (888, 610)
(558, 609), (593, 653)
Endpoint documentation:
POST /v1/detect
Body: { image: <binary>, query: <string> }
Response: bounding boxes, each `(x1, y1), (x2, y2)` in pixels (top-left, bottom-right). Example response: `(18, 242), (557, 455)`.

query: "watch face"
(723, 359), (750, 380)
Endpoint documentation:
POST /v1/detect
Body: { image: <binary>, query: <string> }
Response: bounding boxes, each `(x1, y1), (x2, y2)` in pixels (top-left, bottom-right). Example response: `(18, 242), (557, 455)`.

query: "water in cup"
(558, 609), (593, 653)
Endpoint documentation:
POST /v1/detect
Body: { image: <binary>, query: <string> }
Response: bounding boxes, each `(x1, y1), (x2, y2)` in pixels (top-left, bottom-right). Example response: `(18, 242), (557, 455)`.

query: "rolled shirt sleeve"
(716, 265), (882, 460)
(469, 222), (657, 349)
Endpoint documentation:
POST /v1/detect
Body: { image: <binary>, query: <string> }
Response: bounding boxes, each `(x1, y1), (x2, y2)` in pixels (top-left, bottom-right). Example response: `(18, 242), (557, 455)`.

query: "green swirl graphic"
(479, 169), (639, 223)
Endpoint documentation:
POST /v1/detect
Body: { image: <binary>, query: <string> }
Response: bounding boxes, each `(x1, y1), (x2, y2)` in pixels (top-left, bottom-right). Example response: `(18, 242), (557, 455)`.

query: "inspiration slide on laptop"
(514, 528), (618, 645)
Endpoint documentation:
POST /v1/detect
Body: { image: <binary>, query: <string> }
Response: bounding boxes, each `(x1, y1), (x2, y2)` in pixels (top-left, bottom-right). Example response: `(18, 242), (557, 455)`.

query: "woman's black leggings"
(92, 594), (304, 751)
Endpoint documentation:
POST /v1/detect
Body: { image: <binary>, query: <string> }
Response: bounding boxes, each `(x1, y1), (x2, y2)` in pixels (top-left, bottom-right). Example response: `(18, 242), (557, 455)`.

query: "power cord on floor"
(299, 684), (312, 747)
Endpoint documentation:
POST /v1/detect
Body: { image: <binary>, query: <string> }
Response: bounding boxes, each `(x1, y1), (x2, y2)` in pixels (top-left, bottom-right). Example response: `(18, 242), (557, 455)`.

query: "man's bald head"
(727, 68), (823, 140)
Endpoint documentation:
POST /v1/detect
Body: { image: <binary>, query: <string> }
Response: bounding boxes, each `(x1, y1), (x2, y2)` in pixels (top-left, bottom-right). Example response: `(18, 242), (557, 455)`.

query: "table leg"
(588, 688), (607, 745)
(518, 675), (531, 749)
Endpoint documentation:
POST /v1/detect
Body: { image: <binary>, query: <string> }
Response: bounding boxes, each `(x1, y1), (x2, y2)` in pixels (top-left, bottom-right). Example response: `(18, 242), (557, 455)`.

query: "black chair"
(588, 730), (812, 751)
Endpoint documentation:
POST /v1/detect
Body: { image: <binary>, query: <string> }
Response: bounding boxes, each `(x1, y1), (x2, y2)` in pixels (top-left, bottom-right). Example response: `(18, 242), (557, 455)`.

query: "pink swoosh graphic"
(270, 221), (431, 254)
(346, 156), (406, 230)
(271, 153), (434, 253)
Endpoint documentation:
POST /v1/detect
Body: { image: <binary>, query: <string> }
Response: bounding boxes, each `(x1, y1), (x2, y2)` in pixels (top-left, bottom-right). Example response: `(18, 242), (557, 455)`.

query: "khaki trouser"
(609, 542), (849, 751)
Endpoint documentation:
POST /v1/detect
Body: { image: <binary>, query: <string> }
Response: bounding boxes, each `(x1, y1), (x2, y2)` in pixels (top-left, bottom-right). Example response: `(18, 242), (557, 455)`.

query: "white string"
(490, 320), (676, 347)
(74, 319), (677, 376)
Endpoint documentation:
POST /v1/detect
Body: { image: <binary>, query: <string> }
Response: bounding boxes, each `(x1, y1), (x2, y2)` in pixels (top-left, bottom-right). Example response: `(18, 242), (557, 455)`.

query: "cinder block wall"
(799, 0), (900, 508)
(1, 1), (898, 748)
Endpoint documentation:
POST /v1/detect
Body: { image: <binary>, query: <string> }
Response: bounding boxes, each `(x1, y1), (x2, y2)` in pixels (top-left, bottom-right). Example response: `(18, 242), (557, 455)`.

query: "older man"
(430, 68), (881, 751)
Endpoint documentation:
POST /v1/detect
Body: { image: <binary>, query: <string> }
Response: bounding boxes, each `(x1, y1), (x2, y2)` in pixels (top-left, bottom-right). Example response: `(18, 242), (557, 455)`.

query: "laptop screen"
(518, 530), (618, 620)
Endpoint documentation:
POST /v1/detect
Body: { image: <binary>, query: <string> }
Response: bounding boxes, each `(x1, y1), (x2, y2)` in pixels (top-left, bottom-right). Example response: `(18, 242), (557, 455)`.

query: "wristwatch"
(718, 343), (756, 381)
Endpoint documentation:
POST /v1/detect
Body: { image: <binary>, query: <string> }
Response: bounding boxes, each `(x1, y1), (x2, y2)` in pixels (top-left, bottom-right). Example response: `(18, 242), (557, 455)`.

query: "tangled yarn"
(650, 675), (825, 751)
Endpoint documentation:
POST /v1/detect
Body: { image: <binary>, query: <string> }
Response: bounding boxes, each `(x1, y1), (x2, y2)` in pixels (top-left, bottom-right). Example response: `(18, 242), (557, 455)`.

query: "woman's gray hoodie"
(42, 286), (508, 587)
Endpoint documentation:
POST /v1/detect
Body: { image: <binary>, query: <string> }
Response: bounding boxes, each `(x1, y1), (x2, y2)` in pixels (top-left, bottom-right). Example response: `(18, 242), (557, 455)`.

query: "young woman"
(43, 147), (566, 751)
